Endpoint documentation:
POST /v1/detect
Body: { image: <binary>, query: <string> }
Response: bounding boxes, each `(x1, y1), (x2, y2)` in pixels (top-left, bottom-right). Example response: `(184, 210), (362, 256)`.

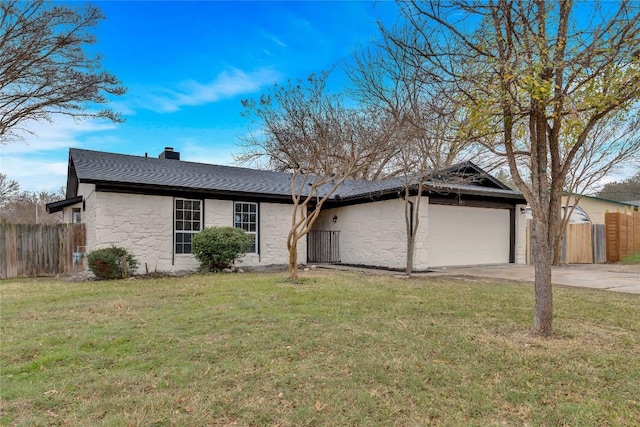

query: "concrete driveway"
(428, 264), (640, 294)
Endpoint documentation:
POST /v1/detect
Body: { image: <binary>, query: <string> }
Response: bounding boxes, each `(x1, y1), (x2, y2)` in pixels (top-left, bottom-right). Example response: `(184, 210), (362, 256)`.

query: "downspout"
(407, 199), (414, 238)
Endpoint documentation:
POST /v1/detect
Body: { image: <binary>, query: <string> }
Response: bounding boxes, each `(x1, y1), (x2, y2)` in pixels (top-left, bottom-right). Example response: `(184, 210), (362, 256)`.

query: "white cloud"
(177, 138), (238, 166)
(1, 116), (117, 192)
(1, 117), (116, 155)
(0, 156), (68, 192)
(140, 67), (281, 113)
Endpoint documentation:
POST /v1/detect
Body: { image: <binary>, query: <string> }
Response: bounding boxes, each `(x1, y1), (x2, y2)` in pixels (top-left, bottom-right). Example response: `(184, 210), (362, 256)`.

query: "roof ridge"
(70, 148), (292, 177)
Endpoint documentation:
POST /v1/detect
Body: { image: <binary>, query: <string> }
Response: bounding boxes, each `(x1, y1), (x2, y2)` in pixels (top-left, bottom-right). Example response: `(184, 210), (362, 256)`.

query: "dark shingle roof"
(70, 148), (296, 196)
(69, 148), (524, 202)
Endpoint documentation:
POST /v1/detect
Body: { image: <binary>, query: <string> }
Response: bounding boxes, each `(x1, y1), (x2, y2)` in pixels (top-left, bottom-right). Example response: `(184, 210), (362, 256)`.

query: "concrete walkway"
(426, 264), (640, 294)
(318, 263), (640, 294)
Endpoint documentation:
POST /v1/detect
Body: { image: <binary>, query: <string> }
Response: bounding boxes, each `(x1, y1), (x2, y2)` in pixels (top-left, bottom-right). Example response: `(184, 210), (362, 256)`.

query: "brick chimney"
(159, 147), (180, 160)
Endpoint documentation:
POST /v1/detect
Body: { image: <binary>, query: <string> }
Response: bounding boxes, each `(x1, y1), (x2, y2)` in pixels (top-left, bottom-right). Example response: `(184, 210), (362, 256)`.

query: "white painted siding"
(427, 204), (510, 267)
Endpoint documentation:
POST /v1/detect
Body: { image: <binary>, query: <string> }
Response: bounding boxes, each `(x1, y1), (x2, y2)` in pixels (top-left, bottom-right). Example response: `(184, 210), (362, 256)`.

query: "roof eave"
(46, 196), (83, 213)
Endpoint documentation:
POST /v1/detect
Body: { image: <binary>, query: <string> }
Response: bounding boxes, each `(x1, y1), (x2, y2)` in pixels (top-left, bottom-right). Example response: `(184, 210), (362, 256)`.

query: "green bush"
(87, 246), (139, 280)
(192, 226), (253, 272)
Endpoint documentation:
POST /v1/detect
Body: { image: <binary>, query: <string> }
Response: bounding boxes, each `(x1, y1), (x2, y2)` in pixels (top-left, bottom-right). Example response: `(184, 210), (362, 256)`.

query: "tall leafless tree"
(386, 0), (640, 334)
(0, 0), (125, 144)
(347, 29), (488, 275)
(238, 72), (398, 280)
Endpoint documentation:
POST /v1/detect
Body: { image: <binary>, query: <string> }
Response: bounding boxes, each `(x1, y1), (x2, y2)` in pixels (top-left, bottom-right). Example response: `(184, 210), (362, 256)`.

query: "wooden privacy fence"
(0, 223), (86, 279)
(605, 210), (640, 262)
(526, 221), (606, 264)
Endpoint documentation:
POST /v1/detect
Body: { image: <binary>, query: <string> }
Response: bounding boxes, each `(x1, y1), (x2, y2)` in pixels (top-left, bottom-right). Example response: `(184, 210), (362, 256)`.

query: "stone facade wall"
(94, 192), (179, 273)
(254, 202), (306, 266)
(313, 198), (421, 270)
(515, 204), (527, 264)
(202, 199), (306, 268)
(63, 183), (96, 255)
(64, 190), (304, 273)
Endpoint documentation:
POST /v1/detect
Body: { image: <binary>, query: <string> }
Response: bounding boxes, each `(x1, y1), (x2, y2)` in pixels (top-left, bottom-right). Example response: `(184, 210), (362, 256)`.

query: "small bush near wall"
(87, 246), (139, 280)
(192, 227), (253, 272)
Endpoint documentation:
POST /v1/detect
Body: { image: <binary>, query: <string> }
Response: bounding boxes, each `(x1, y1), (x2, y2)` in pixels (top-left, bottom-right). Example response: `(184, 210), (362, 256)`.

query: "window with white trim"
(175, 198), (201, 254)
(234, 202), (258, 253)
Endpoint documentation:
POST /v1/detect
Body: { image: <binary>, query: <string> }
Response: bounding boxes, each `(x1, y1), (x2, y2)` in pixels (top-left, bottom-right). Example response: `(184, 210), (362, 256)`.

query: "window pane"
(249, 223), (256, 232)
(185, 211), (192, 220)
(176, 200), (183, 209)
(249, 235), (256, 253)
(176, 233), (183, 243)
(176, 222), (183, 231)
(185, 200), (193, 210)
(250, 214), (256, 223)
(194, 212), (200, 221)
(184, 233), (192, 243)
(249, 204), (256, 213)
(176, 243), (182, 253)
(185, 222), (192, 231)
(235, 203), (242, 212)
(193, 201), (200, 209)
(184, 244), (191, 253)
(176, 211), (183, 220)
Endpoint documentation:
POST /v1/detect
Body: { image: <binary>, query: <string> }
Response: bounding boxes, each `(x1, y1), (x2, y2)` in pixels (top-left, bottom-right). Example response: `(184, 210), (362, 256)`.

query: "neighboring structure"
(47, 147), (528, 273)
(562, 194), (639, 224)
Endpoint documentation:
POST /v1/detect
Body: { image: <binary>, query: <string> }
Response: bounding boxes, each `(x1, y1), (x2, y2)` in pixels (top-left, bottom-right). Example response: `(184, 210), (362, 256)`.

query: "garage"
(427, 204), (512, 267)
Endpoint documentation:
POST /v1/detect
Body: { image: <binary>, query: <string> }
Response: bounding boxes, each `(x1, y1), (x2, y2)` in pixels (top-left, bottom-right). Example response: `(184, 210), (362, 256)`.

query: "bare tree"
(0, 0), (125, 144)
(0, 186), (64, 224)
(387, 0), (640, 334)
(556, 115), (640, 264)
(597, 169), (640, 202)
(0, 172), (19, 208)
(238, 72), (397, 280)
(347, 31), (485, 275)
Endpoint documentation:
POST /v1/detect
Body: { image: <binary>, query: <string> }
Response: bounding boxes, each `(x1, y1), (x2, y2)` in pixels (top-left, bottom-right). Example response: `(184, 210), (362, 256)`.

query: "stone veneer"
(313, 198), (526, 269)
(313, 197), (430, 270)
(66, 190), (306, 274)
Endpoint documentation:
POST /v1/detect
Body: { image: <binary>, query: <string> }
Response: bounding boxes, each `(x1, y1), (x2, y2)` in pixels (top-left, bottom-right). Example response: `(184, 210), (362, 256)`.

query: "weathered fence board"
(605, 210), (640, 262)
(592, 224), (606, 264)
(564, 223), (593, 264)
(528, 221), (595, 264)
(308, 230), (340, 263)
(0, 223), (86, 279)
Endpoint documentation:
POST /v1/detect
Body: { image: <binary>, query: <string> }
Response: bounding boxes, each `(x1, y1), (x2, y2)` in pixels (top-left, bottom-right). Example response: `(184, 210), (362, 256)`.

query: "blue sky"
(2, 1), (399, 192)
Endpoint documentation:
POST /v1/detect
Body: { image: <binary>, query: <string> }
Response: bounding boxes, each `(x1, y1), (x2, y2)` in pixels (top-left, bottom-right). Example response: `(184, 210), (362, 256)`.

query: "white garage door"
(428, 204), (510, 267)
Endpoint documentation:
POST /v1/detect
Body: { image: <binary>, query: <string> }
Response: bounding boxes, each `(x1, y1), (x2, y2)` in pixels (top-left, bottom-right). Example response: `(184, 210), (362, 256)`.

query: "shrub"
(87, 246), (139, 280)
(192, 226), (253, 272)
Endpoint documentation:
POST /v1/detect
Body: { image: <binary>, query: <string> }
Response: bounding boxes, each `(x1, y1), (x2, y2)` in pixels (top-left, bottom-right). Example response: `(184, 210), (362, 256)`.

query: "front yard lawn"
(1, 271), (639, 426)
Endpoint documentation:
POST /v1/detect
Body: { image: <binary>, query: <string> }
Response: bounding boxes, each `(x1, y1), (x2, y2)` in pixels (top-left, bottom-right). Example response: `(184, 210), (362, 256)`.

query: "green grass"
(621, 251), (640, 265)
(1, 271), (639, 426)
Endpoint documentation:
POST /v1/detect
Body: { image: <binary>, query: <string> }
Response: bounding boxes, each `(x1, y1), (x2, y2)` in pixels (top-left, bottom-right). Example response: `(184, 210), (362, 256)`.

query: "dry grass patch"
(1, 271), (639, 426)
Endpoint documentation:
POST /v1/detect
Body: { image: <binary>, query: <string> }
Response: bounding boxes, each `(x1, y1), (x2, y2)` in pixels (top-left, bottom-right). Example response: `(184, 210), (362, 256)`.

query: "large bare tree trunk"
(531, 215), (554, 335)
